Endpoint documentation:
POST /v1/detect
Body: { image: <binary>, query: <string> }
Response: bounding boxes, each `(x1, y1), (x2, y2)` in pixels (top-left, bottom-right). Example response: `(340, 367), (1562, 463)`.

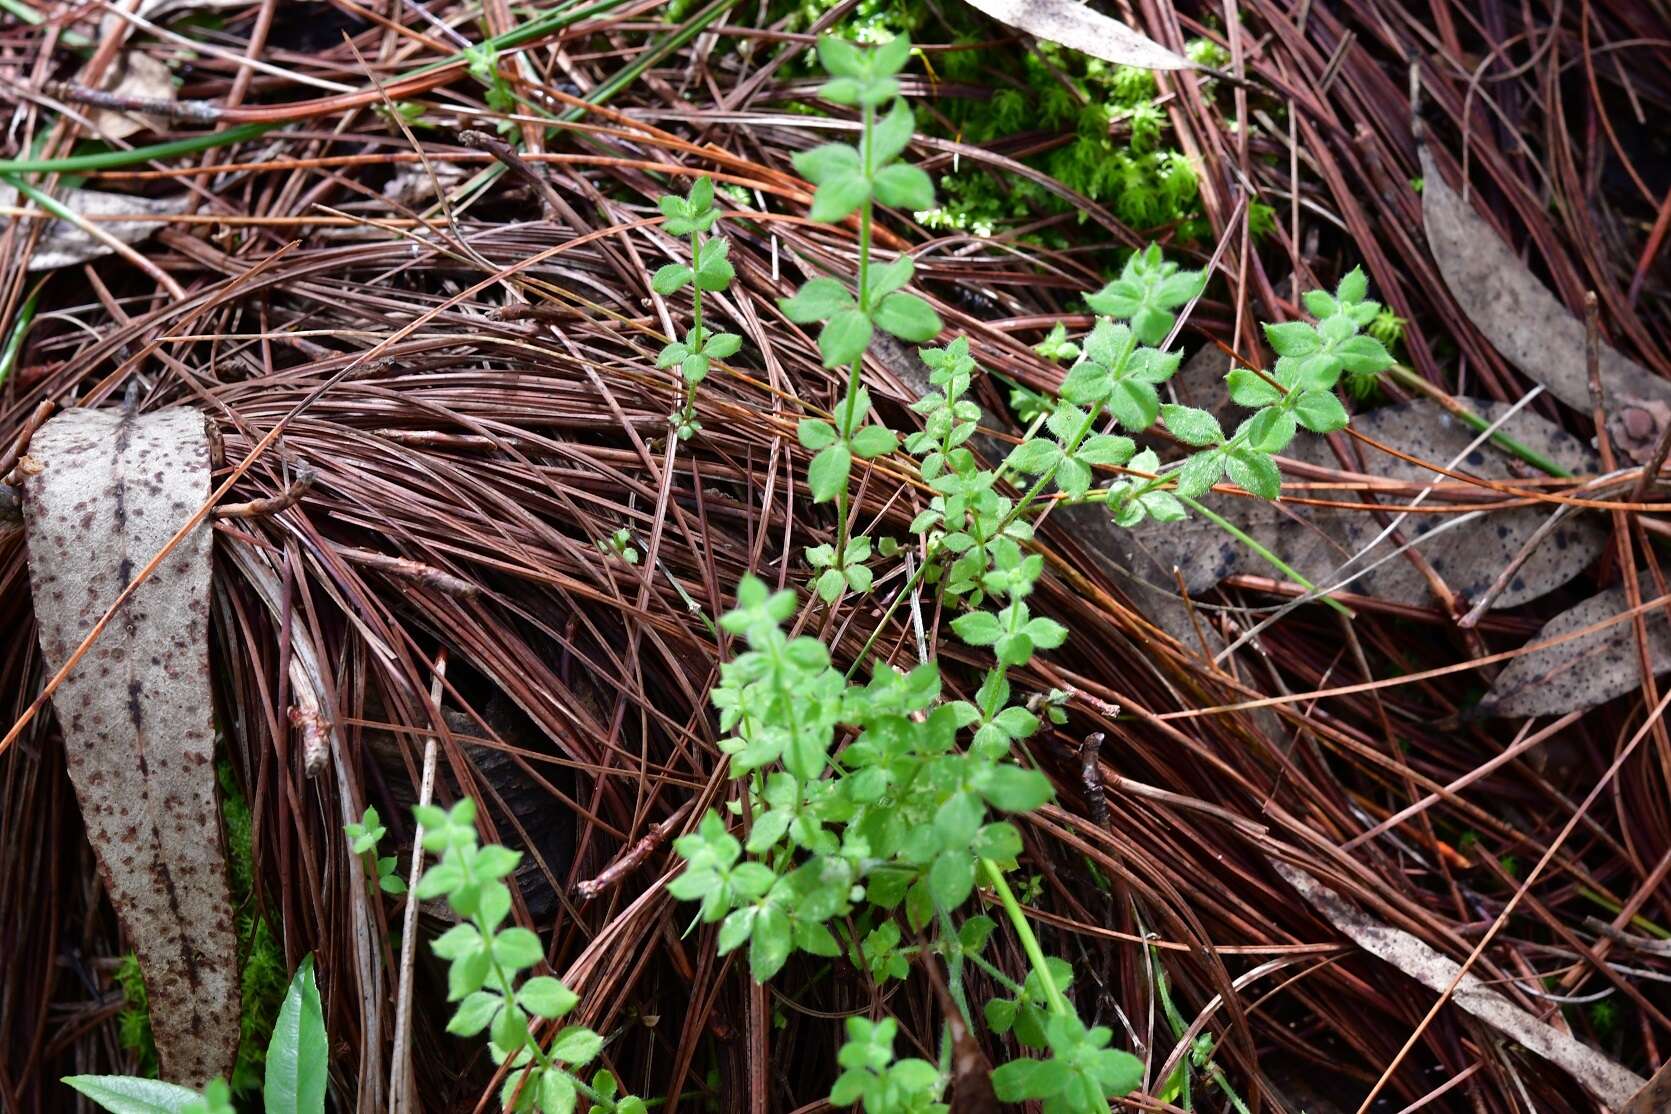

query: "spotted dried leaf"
(1479, 585), (1671, 718)
(21, 406), (239, 1087)
(1421, 143), (1671, 459)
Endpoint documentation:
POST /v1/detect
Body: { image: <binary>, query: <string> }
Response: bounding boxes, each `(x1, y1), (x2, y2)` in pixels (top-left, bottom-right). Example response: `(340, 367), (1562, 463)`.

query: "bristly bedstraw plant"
(653, 176), (743, 441)
(663, 33), (1394, 1114)
(414, 798), (645, 1114)
(778, 34), (942, 602)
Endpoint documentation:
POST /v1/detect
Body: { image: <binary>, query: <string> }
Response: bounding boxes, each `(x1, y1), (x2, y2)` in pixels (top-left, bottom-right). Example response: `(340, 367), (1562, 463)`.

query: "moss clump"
(115, 761), (288, 1097)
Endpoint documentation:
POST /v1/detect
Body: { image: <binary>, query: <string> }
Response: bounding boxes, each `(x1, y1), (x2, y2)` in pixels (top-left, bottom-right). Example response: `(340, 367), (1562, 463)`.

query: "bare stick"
(576, 800), (695, 901)
(389, 654), (447, 1114)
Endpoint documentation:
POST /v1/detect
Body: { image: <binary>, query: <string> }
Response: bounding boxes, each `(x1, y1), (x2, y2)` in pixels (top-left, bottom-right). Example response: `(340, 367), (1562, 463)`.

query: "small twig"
(1457, 503), (1576, 627)
(389, 653), (446, 1114)
(287, 700), (328, 778)
(213, 464), (315, 519)
(1582, 916), (1671, 957)
(43, 81), (223, 123)
(575, 800), (695, 901)
(456, 129), (566, 222)
(0, 398), (54, 482)
(336, 546), (480, 598)
(1079, 733), (1109, 829)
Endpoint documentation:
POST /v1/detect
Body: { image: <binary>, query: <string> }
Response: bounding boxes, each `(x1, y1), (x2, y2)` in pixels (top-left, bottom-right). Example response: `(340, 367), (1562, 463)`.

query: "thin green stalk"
(1179, 493), (1353, 616)
(833, 98), (877, 576)
(1386, 364), (1570, 477)
(0, 282), (42, 388)
(981, 857), (1066, 1015)
(0, 123), (275, 175)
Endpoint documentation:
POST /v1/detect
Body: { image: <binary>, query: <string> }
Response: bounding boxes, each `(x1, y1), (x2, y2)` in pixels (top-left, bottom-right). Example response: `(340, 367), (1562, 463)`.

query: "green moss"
(115, 761), (287, 1097)
(769, 0), (1230, 260)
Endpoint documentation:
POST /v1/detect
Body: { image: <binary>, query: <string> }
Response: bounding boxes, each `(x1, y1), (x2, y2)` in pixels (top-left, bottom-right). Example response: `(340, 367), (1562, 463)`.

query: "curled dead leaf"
(2, 184), (187, 271)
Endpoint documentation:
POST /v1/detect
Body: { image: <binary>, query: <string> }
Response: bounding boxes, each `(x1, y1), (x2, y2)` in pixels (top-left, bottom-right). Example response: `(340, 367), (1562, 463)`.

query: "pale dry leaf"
(1275, 860), (1646, 1108)
(1421, 143), (1671, 458)
(1479, 584), (1671, 718)
(961, 0), (1193, 70)
(22, 406), (239, 1087)
(1110, 398), (1603, 611)
(90, 52), (175, 140)
(2, 184), (187, 270)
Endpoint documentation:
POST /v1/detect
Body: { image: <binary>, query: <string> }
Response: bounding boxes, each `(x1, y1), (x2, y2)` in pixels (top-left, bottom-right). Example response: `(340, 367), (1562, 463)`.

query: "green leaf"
(1338, 333), (1393, 374)
(518, 976), (579, 1020)
(808, 442), (852, 502)
(1055, 456), (1091, 498)
(540, 1072), (577, 1114)
(798, 417), (838, 450)
(871, 99), (915, 165)
(850, 424), (897, 459)
(493, 927), (545, 969)
(816, 35), (866, 78)
(447, 990), (502, 1037)
(264, 955), (327, 1114)
(1106, 379), (1159, 431)
(780, 277), (852, 323)
(704, 331), (743, 359)
(549, 1025), (603, 1066)
(62, 1077), (206, 1114)
(871, 34), (913, 76)
(750, 904), (793, 982)
(1336, 266), (1368, 303)
(1160, 404), (1223, 446)
(1243, 407), (1298, 454)
(869, 254), (913, 298)
(1263, 320), (1319, 357)
(976, 764), (1053, 812)
(1076, 434), (1134, 466)
(816, 567), (845, 603)
(951, 610), (1003, 646)
(792, 142), (861, 183)
(1005, 437), (1060, 474)
(1225, 367), (1283, 408)
(872, 163), (934, 210)
(650, 264), (692, 295)
(1226, 450), (1282, 499)
(991, 1058), (1071, 1101)
(1174, 450), (1223, 498)
(810, 171), (870, 222)
(928, 850), (975, 910)
(871, 291), (941, 342)
(1293, 388), (1349, 433)
(818, 308), (873, 367)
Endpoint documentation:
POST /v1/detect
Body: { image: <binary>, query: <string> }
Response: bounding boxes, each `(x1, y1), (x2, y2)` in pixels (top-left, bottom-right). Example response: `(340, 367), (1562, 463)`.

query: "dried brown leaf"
(1421, 144), (1671, 451)
(1275, 860), (1646, 1108)
(21, 406), (239, 1087)
(1479, 585), (1671, 718)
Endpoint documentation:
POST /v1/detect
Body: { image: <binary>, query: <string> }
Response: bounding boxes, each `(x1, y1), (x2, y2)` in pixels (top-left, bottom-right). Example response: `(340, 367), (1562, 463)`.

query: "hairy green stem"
(1177, 494), (1353, 616)
(832, 99), (878, 578)
(981, 857), (1066, 1015)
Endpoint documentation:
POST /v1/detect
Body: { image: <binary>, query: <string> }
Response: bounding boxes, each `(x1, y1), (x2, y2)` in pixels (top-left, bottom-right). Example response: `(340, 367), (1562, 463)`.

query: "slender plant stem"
(981, 857), (1067, 1015)
(1177, 493), (1354, 616)
(832, 99), (877, 575)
